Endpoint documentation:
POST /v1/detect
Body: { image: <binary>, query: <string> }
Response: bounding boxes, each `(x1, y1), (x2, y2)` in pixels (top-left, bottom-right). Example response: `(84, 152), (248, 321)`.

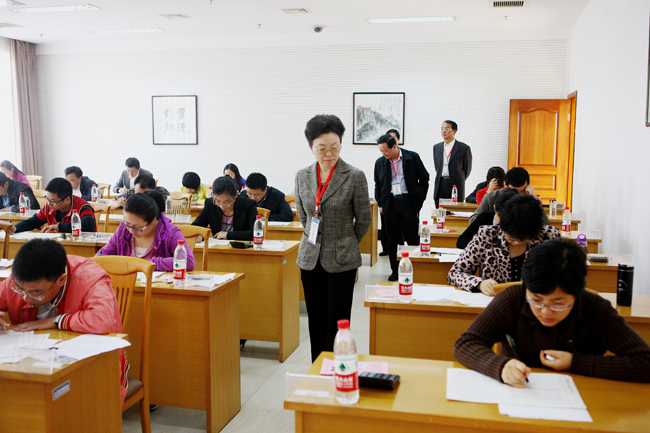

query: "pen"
(505, 334), (529, 383)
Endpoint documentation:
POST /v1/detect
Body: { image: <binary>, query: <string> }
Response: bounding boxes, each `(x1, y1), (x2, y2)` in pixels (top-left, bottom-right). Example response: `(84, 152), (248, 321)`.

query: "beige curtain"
(10, 39), (41, 176)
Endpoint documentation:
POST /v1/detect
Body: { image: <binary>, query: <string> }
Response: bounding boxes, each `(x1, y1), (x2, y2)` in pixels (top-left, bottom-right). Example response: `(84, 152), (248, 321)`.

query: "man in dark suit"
(64, 166), (99, 201)
(112, 157), (153, 194)
(432, 120), (472, 206)
(245, 172), (294, 222)
(374, 134), (430, 281)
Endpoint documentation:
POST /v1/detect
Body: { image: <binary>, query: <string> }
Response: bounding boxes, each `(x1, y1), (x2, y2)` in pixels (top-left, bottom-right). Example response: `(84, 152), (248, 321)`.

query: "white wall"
(36, 40), (567, 222)
(569, 0), (650, 294)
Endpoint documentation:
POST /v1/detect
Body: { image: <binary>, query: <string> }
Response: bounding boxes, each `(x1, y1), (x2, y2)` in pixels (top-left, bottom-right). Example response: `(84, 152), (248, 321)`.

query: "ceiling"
(0, 0), (591, 54)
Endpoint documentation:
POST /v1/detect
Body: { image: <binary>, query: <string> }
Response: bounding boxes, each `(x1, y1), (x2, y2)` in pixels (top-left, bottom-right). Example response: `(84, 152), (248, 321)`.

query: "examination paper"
(412, 285), (458, 302)
(267, 221), (292, 226)
(52, 334), (130, 362)
(498, 405), (593, 422)
(0, 259), (13, 269)
(0, 331), (54, 363)
(195, 238), (230, 247)
(320, 358), (389, 375)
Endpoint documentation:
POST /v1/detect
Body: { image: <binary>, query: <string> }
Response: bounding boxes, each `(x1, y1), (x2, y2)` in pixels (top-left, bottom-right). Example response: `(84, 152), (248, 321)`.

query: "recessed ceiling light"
(87, 28), (164, 35)
(366, 16), (456, 24)
(8, 4), (99, 13)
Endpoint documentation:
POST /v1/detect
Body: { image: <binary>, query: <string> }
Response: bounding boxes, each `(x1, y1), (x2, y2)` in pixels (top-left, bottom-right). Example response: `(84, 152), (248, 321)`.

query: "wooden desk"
(285, 353), (650, 433)
(2, 232), (104, 259)
(194, 241), (300, 362)
(365, 284), (650, 362)
(443, 214), (581, 231)
(125, 272), (243, 433)
(0, 330), (122, 433)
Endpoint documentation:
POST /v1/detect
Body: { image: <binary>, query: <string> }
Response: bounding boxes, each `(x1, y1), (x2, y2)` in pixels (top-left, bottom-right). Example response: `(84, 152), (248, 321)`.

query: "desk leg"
(369, 307), (376, 355)
(279, 250), (300, 362)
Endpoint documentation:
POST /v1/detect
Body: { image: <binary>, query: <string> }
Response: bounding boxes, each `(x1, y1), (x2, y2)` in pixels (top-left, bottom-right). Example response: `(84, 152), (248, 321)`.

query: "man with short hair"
(11, 178), (96, 234)
(245, 172), (293, 222)
(64, 166), (99, 201)
(386, 128), (401, 145)
(374, 134), (430, 281)
(379, 129), (403, 256)
(109, 174), (169, 210)
(433, 120), (472, 206)
(0, 239), (128, 403)
(112, 157), (153, 194)
(0, 173), (39, 213)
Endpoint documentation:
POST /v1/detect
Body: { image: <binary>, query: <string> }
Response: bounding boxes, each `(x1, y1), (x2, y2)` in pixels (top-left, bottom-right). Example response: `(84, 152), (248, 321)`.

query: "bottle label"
(420, 240), (430, 252)
(254, 231), (263, 245)
(562, 224), (570, 232)
(92, 196), (98, 202)
(173, 267), (186, 280)
(399, 274), (413, 295)
(452, 196), (457, 203)
(436, 219), (445, 230)
(334, 355), (359, 392)
(20, 206), (27, 214)
(72, 228), (80, 237)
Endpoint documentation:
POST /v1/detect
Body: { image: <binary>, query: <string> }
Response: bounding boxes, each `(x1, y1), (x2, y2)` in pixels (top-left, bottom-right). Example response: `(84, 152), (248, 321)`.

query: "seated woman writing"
(192, 176), (257, 240)
(454, 239), (650, 384)
(448, 194), (559, 295)
(96, 190), (195, 272)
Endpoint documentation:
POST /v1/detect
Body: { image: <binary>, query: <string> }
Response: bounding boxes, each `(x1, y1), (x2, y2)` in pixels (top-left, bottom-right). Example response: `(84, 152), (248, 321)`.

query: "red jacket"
(476, 185), (489, 206)
(14, 195), (96, 233)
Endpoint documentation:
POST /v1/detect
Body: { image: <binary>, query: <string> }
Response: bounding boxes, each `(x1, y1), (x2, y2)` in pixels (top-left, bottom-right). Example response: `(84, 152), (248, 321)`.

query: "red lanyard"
(390, 159), (399, 178)
(444, 144), (454, 161)
(315, 163), (337, 214)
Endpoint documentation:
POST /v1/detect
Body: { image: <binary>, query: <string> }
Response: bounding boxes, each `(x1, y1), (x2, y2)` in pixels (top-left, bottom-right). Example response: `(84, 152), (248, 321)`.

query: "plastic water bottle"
(420, 220), (430, 257)
(91, 184), (100, 202)
(549, 199), (557, 219)
(451, 185), (458, 204)
(576, 234), (588, 254)
(253, 215), (264, 250)
(398, 251), (413, 303)
(562, 208), (571, 238)
(71, 210), (81, 241)
(436, 205), (446, 232)
(166, 196), (173, 214)
(19, 192), (27, 216)
(333, 319), (359, 405)
(173, 240), (187, 287)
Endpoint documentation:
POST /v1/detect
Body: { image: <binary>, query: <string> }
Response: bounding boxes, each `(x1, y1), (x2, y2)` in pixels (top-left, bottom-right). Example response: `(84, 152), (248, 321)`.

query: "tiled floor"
(123, 250), (392, 433)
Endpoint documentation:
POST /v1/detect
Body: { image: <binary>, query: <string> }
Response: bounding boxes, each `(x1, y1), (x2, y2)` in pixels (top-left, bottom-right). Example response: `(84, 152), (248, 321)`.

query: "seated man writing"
(0, 173), (40, 213)
(0, 239), (128, 402)
(454, 239), (650, 385)
(245, 172), (294, 222)
(113, 157), (153, 195)
(109, 174), (169, 210)
(11, 178), (96, 234)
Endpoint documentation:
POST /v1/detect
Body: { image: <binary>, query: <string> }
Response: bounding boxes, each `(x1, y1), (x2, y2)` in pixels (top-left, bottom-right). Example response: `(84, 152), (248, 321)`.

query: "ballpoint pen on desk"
(505, 333), (529, 384)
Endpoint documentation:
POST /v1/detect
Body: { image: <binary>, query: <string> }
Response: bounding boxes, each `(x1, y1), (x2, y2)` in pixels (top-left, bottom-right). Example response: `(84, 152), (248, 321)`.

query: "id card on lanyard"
(390, 158), (402, 196)
(443, 144), (453, 177)
(309, 163), (336, 245)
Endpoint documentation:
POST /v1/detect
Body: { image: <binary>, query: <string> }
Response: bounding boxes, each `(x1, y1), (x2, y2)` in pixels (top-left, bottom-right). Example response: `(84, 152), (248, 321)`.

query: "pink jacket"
(12, 171), (31, 186)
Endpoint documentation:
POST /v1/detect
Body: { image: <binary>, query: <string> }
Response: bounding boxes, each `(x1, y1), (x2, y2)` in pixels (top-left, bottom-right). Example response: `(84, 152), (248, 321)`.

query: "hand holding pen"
(502, 334), (531, 388)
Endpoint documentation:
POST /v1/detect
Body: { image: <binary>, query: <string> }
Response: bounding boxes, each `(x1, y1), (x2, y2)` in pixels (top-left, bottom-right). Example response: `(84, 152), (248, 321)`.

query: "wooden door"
(508, 99), (574, 206)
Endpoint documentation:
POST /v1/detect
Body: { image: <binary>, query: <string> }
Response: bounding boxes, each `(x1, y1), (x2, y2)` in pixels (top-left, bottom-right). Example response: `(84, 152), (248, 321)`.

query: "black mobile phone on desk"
(230, 241), (252, 249)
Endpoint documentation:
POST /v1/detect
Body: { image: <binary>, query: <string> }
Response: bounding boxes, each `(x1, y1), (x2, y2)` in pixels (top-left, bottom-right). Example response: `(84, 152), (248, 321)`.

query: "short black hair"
(0, 160), (23, 174)
(125, 157), (140, 170)
(64, 166), (83, 178)
(246, 172), (267, 191)
(304, 114), (345, 147)
(443, 120), (458, 131)
(13, 239), (67, 283)
(386, 129), (400, 140)
(134, 174), (156, 190)
(124, 191), (161, 224)
(486, 166), (505, 183)
(494, 188), (519, 214)
(0, 173), (9, 186)
(143, 189), (165, 214)
(499, 194), (545, 241)
(213, 176), (238, 197)
(182, 172), (201, 190)
(522, 239), (586, 297)
(45, 177), (72, 200)
(377, 134), (397, 148)
(223, 163), (243, 188)
(505, 167), (530, 188)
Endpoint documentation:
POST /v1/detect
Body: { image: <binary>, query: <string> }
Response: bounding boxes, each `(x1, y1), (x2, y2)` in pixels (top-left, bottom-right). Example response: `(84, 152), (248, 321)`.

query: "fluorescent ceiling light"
(8, 4), (99, 13)
(88, 28), (164, 35)
(367, 16), (456, 24)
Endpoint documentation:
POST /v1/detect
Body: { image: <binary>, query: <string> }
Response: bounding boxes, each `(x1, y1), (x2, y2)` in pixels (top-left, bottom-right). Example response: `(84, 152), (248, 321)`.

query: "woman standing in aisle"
(295, 114), (372, 362)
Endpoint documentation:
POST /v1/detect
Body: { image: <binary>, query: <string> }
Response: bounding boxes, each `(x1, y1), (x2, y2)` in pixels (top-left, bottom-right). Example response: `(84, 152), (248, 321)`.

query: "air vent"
(282, 8), (309, 14)
(493, 1), (524, 7)
(160, 13), (191, 19)
(0, 21), (23, 27)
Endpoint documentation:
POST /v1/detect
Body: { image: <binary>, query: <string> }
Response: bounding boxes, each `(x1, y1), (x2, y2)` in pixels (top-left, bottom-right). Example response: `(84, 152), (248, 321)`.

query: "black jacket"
(192, 194), (258, 240)
(433, 140), (472, 201)
(465, 180), (488, 204)
(252, 186), (293, 222)
(3, 179), (40, 213)
(374, 148), (430, 213)
(78, 176), (99, 201)
(456, 210), (495, 249)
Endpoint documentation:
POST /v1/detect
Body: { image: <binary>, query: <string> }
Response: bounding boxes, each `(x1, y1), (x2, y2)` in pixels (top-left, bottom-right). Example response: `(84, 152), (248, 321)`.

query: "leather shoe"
(379, 251), (388, 256)
(387, 272), (398, 282)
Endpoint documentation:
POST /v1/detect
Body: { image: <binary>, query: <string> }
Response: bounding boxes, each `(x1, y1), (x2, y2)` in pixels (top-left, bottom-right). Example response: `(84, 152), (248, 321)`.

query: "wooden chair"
(96, 183), (112, 199)
(90, 256), (154, 433)
(90, 202), (110, 232)
(179, 225), (210, 271)
(33, 190), (47, 208)
(493, 281), (521, 294)
(0, 221), (12, 259)
(169, 192), (192, 215)
(284, 194), (296, 206)
(25, 175), (42, 191)
(257, 207), (270, 235)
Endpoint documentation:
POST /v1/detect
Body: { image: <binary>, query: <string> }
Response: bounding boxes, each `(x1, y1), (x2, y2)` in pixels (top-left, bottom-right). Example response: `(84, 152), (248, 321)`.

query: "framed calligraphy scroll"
(152, 95), (198, 145)
(353, 92), (405, 145)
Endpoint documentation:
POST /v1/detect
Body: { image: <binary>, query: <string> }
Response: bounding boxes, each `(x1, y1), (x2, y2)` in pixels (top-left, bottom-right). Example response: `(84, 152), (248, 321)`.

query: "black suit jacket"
(192, 194), (258, 240)
(78, 176), (98, 201)
(4, 179), (40, 213)
(254, 186), (293, 222)
(374, 148), (430, 213)
(433, 140), (472, 201)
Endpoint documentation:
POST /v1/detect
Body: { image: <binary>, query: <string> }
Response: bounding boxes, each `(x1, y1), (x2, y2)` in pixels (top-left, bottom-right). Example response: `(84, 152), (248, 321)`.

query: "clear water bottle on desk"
(166, 196), (173, 215)
(398, 251), (413, 303)
(576, 234), (588, 254)
(562, 208), (571, 238)
(91, 184), (100, 202)
(451, 185), (458, 204)
(19, 192), (27, 216)
(549, 199), (557, 219)
(173, 240), (187, 287)
(334, 319), (359, 405)
(71, 210), (81, 242)
(253, 215), (264, 250)
(436, 205), (446, 232)
(420, 221), (430, 257)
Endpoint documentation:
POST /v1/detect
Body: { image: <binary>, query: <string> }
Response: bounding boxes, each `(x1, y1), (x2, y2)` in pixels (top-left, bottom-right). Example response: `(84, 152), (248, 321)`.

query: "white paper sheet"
(430, 247), (464, 255)
(212, 273), (236, 285)
(10, 232), (61, 240)
(0, 268), (12, 279)
(0, 259), (13, 269)
(195, 238), (230, 247)
(438, 254), (460, 263)
(52, 334), (130, 362)
(263, 240), (286, 250)
(137, 271), (166, 282)
(0, 331), (52, 363)
(454, 291), (493, 307)
(498, 404), (593, 422)
(267, 221), (292, 226)
(412, 285), (458, 302)
(448, 211), (474, 218)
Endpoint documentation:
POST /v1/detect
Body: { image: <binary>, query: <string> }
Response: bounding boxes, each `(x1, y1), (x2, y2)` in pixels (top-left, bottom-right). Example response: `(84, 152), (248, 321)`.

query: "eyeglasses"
(120, 220), (148, 233)
(46, 197), (65, 206)
(526, 297), (573, 312)
(441, 127), (453, 131)
(504, 234), (532, 245)
(314, 145), (340, 155)
(246, 191), (264, 200)
(213, 197), (235, 207)
(12, 278), (59, 301)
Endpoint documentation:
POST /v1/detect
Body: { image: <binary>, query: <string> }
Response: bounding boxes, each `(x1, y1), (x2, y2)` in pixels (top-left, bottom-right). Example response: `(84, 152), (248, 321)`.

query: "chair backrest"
(0, 221), (12, 259)
(32, 189), (47, 208)
(90, 202), (110, 232)
(179, 225), (211, 271)
(257, 207), (270, 235)
(169, 191), (191, 201)
(284, 195), (296, 206)
(25, 175), (42, 191)
(169, 195), (191, 215)
(493, 281), (521, 294)
(96, 183), (112, 199)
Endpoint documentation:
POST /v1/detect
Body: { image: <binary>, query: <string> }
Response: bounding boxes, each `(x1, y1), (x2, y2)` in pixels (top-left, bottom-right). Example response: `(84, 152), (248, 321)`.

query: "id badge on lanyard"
(311, 162), (337, 245)
(390, 159), (402, 196)
(308, 216), (320, 245)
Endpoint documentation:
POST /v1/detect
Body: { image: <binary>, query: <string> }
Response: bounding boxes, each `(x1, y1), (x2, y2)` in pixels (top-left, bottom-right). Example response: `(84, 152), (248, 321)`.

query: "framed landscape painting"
(353, 92), (405, 144)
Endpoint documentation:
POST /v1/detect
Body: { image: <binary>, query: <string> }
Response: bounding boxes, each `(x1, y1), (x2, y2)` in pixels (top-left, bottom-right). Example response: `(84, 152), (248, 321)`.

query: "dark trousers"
(380, 211), (402, 253)
(301, 260), (357, 362)
(386, 196), (420, 273)
(435, 177), (453, 207)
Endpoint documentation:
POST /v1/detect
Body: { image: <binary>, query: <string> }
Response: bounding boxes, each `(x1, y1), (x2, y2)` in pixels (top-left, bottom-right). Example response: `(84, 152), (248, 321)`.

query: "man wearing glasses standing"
(433, 120), (472, 207)
(11, 178), (96, 234)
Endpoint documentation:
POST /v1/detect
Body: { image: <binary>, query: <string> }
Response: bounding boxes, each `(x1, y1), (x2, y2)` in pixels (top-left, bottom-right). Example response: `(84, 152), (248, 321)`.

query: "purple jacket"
(96, 214), (195, 272)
